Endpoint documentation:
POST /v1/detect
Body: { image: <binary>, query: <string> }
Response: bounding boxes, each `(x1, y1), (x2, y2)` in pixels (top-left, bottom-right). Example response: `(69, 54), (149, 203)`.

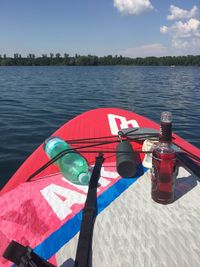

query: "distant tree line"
(0, 53), (200, 66)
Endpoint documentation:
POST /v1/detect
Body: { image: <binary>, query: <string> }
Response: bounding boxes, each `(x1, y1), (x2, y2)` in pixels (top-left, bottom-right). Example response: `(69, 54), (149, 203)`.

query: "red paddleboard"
(0, 108), (200, 267)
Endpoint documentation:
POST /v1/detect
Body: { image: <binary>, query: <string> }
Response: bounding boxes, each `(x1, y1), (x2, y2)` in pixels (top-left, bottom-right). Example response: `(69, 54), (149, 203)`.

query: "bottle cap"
(78, 173), (90, 185)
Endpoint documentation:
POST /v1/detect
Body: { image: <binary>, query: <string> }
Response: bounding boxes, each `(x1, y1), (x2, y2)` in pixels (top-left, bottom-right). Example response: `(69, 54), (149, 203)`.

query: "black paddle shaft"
(74, 153), (105, 267)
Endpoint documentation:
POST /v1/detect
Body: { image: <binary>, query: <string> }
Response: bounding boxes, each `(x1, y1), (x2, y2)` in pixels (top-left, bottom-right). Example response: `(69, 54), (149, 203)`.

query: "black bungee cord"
(27, 133), (159, 181)
(27, 132), (200, 182)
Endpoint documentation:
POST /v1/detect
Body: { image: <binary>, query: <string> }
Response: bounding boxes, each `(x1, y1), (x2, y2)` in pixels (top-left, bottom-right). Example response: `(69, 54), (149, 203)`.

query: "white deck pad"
(56, 167), (200, 267)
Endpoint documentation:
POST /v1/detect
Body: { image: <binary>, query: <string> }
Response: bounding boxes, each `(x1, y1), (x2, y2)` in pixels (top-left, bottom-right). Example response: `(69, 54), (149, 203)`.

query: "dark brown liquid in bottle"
(151, 145), (176, 204)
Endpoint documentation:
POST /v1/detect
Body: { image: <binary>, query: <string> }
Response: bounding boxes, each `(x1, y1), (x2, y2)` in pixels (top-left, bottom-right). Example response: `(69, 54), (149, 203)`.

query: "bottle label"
(151, 151), (177, 204)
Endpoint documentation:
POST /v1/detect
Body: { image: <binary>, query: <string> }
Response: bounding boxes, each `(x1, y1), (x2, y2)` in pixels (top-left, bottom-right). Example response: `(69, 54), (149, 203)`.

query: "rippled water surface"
(0, 66), (200, 188)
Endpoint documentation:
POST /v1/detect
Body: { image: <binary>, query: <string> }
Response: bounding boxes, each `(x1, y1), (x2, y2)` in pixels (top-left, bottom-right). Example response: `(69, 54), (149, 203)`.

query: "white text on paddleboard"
(40, 167), (119, 220)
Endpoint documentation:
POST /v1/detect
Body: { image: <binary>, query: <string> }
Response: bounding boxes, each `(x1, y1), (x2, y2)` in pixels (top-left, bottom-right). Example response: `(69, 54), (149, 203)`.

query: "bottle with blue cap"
(44, 136), (90, 185)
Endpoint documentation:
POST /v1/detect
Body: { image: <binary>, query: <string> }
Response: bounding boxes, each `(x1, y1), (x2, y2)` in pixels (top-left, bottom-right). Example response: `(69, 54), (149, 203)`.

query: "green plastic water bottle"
(44, 136), (90, 185)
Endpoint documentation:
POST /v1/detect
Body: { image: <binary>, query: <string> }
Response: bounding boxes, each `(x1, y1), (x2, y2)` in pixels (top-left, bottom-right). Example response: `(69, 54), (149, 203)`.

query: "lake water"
(0, 66), (200, 188)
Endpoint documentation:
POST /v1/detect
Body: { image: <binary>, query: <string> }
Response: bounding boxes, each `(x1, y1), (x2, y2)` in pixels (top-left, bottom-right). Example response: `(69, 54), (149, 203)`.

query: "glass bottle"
(44, 136), (90, 185)
(151, 112), (177, 204)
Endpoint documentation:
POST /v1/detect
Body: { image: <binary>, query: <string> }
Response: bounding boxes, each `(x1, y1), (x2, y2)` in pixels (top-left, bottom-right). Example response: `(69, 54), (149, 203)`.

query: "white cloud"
(121, 43), (168, 57)
(160, 26), (169, 34)
(161, 19), (200, 38)
(174, 19), (200, 38)
(167, 5), (198, 21)
(172, 37), (200, 51)
(160, 4), (200, 53)
(113, 0), (154, 15)
(161, 18), (200, 50)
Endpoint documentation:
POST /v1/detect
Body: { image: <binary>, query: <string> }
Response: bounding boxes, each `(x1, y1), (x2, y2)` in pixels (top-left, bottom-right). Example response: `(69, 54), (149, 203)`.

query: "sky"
(0, 0), (199, 58)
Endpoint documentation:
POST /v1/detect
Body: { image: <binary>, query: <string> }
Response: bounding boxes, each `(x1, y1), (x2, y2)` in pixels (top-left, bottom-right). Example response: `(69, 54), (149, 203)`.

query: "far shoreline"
(0, 54), (200, 67)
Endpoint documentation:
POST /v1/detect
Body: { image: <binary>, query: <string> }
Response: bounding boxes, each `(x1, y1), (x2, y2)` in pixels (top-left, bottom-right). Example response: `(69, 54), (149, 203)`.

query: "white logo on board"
(108, 114), (139, 135)
(40, 167), (119, 221)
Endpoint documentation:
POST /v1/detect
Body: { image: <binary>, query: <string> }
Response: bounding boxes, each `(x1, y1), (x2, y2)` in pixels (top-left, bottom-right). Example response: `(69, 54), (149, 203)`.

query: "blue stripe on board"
(33, 165), (147, 260)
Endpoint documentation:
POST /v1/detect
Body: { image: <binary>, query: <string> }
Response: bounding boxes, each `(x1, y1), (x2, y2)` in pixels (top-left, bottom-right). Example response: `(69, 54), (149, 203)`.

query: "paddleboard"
(0, 108), (200, 267)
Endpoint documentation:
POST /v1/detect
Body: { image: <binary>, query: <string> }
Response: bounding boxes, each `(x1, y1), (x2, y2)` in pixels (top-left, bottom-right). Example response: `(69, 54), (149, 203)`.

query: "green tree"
(64, 53), (69, 65)
(0, 53), (199, 66)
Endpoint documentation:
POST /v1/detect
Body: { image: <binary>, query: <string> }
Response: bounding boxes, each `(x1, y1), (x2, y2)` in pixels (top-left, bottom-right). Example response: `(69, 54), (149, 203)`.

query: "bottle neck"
(159, 122), (172, 143)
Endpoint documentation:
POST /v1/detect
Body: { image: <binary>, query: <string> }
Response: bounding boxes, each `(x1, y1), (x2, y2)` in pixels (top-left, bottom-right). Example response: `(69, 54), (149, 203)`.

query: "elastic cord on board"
(27, 133), (160, 181)
(27, 133), (200, 182)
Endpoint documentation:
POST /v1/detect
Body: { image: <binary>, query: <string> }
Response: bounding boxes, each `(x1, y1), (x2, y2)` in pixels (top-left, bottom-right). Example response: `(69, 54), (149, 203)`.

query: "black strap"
(75, 153), (104, 267)
(3, 154), (104, 267)
(3, 240), (56, 267)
